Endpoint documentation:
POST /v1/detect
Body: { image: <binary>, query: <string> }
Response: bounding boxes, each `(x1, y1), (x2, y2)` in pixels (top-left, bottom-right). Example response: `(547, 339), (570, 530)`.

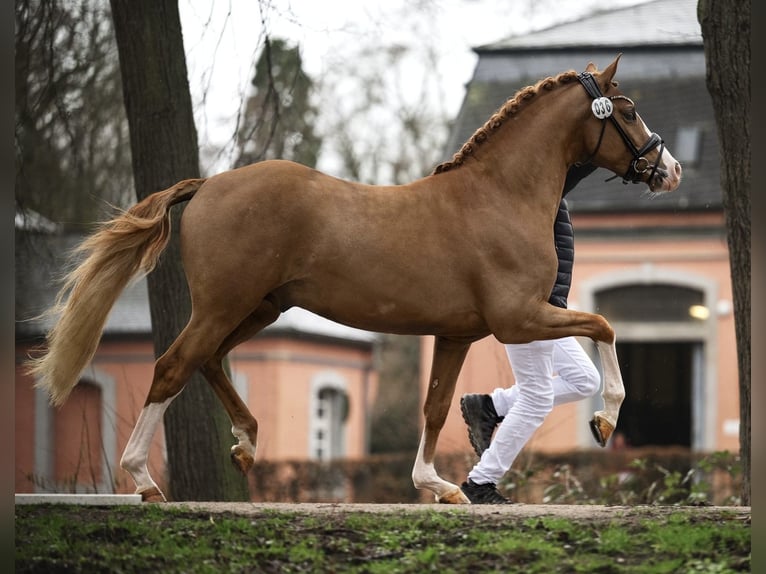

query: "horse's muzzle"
(649, 155), (682, 193)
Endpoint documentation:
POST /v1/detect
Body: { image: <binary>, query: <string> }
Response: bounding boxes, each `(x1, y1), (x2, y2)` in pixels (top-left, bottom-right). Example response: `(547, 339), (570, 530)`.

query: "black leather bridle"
(576, 71), (665, 185)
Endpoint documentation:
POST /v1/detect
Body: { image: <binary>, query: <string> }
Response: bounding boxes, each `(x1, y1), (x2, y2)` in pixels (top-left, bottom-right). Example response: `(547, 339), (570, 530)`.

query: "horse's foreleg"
(412, 336), (472, 504)
(492, 306), (625, 448)
(589, 339), (625, 447)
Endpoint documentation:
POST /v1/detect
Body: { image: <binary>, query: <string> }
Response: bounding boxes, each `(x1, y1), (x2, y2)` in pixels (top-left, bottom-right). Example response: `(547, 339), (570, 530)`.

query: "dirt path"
(171, 501), (750, 522)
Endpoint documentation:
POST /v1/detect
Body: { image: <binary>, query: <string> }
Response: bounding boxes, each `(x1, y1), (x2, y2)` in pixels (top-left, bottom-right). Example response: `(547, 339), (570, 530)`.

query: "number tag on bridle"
(591, 97), (613, 119)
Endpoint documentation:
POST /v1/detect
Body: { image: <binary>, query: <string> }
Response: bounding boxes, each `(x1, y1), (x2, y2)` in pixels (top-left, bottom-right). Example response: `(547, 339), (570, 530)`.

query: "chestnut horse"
(28, 55), (681, 504)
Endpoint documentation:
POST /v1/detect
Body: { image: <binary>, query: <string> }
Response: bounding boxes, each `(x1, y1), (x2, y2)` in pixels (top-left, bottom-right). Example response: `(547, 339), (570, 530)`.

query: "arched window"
(35, 369), (117, 494)
(309, 374), (349, 461)
(54, 381), (103, 491)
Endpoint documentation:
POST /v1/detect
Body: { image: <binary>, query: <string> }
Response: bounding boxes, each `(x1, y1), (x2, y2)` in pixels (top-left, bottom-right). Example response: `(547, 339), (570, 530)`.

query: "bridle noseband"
(576, 71), (665, 185)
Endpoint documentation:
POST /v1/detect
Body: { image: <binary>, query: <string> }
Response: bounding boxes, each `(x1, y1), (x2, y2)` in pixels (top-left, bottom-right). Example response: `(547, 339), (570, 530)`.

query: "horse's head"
(577, 55), (682, 194)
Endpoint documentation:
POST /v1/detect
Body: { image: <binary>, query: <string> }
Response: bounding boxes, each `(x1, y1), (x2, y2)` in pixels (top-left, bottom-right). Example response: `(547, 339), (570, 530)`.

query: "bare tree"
(15, 0), (133, 226)
(698, 0), (750, 505)
(109, 0), (249, 501)
(235, 37), (321, 168)
(320, 42), (450, 185)
(312, 11), (453, 452)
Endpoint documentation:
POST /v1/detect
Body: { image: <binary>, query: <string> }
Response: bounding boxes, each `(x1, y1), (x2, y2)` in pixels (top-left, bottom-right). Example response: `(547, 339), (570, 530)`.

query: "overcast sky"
(178, 0), (652, 176)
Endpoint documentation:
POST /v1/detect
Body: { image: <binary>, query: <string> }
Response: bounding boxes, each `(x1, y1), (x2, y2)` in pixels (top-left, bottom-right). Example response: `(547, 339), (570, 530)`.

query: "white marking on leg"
(594, 340), (626, 428)
(231, 425), (256, 459)
(120, 397), (174, 495)
(411, 429), (463, 502)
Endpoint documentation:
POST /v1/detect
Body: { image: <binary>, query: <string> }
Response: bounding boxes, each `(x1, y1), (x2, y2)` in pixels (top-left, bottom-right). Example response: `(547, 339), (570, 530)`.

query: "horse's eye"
(623, 110), (637, 122)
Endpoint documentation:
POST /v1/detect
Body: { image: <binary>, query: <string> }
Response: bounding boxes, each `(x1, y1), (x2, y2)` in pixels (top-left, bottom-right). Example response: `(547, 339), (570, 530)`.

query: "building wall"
(419, 211), (738, 457)
(228, 336), (378, 461)
(15, 334), (377, 495)
(574, 214), (737, 453)
(16, 339), (167, 495)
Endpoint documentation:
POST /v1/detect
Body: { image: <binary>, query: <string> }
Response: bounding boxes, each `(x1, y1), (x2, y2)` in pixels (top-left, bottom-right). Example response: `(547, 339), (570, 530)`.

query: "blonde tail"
(26, 178), (207, 406)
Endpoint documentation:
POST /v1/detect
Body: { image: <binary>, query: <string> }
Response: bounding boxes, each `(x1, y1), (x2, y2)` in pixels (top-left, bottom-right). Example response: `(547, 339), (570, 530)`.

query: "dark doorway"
(615, 342), (696, 448)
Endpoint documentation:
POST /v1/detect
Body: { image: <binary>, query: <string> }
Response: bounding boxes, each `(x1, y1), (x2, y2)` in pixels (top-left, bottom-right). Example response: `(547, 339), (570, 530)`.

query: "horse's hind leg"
(412, 336), (472, 504)
(120, 394), (177, 502)
(200, 300), (281, 477)
(121, 324), (226, 502)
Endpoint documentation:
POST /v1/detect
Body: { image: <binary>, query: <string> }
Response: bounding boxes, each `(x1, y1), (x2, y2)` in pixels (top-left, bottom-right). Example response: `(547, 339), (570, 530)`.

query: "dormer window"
(675, 126), (701, 166)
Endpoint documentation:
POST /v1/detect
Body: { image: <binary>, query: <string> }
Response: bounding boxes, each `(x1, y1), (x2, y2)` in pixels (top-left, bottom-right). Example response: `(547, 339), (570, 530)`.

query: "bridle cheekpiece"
(576, 71), (665, 185)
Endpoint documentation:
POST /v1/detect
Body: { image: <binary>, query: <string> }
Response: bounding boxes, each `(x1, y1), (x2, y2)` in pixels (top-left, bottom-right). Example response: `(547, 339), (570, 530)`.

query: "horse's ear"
(585, 61), (597, 73)
(599, 53), (622, 89)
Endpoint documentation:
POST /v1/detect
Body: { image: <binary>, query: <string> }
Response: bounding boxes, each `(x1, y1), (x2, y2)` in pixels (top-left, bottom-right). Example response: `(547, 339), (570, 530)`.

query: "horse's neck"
(456, 144), (569, 216)
(431, 162), (563, 233)
(466, 89), (581, 209)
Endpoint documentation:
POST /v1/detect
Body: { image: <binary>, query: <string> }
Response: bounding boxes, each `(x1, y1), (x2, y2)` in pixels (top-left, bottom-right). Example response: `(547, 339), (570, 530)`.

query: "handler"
(460, 163), (600, 504)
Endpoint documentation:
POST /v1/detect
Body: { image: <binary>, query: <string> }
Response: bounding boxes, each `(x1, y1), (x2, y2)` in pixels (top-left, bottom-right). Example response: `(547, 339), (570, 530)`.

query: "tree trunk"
(110, 0), (249, 501)
(698, 0), (750, 506)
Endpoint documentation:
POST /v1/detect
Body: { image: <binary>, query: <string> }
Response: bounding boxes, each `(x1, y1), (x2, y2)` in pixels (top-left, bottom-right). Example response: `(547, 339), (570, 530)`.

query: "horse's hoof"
(437, 488), (471, 504)
(230, 446), (255, 475)
(589, 415), (614, 448)
(138, 486), (167, 503)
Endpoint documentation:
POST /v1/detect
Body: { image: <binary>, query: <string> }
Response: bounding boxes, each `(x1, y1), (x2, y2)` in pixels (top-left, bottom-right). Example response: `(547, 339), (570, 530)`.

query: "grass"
(15, 504), (750, 573)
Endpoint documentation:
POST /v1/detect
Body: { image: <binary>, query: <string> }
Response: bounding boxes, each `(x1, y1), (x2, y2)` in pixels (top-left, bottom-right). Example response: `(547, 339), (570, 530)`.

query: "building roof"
(15, 230), (377, 344)
(442, 0), (720, 214)
(480, 0), (701, 51)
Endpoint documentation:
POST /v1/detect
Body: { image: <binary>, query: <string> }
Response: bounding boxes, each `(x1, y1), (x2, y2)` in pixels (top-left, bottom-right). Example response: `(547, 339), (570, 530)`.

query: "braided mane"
(433, 70), (580, 175)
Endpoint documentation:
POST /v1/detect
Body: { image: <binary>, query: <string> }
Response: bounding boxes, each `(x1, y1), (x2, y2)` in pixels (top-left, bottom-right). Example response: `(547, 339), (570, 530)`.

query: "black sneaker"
(460, 394), (503, 457)
(460, 479), (512, 504)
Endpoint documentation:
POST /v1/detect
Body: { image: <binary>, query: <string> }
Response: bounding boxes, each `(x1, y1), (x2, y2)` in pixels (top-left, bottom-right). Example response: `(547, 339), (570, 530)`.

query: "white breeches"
(468, 336), (600, 485)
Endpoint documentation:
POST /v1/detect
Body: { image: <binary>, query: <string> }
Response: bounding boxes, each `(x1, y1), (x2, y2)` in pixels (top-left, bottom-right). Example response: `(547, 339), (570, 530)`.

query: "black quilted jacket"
(548, 164), (597, 308)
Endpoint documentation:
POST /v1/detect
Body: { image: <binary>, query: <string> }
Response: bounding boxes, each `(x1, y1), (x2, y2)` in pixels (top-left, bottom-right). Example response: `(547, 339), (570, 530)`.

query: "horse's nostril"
(674, 162), (682, 177)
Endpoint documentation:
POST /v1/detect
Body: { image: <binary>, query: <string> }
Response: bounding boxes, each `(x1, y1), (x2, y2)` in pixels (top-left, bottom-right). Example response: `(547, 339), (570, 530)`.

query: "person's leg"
(466, 340), (555, 487)
(549, 336), (601, 405)
(491, 336), (599, 415)
(460, 337), (600, 463)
